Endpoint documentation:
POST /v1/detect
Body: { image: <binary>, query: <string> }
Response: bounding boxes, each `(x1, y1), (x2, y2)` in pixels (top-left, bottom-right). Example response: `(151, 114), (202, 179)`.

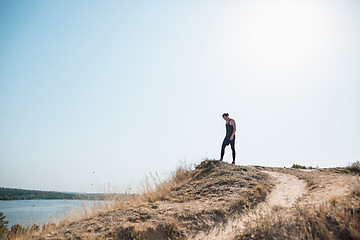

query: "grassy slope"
(17, 160), (360, 240)
(29, 160), (271, 240)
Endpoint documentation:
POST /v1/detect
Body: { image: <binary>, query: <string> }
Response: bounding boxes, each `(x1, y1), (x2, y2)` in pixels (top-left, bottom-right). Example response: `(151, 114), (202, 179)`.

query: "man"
(220, 113), (236, 164)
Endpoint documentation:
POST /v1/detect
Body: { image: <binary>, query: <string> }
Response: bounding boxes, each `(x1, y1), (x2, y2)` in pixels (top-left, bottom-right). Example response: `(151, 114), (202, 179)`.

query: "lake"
(0, 199), (105, 228)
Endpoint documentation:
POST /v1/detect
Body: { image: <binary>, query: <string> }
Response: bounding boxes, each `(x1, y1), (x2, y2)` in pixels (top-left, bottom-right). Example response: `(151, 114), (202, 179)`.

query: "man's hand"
(230, 135), (234, 141)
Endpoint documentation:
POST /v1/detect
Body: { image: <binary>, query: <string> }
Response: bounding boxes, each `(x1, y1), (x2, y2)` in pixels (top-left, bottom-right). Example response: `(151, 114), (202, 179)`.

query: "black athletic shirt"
(225, 119), (234, 137)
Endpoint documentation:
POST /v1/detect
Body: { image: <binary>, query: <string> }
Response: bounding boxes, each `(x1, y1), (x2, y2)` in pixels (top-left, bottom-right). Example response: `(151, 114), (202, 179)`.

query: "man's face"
(223, 116), (228, 121)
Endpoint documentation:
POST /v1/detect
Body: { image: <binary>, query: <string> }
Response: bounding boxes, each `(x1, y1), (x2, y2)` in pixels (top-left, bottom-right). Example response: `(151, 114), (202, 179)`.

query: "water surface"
(0, 199), (105, 227)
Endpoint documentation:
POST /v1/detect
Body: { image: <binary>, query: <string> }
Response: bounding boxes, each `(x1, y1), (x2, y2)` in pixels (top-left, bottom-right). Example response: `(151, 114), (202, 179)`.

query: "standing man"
(220, 113), (236, 164)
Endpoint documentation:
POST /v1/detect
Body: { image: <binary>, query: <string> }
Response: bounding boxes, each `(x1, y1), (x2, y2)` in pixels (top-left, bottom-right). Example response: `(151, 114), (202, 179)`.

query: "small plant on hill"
(0, 212), (9, 238)
(30, 224), (40, 232)
(291, 164), (306, 169)
(291, 164), (317, 169)
(157, 219), (184, 239)
(5, 224), (26, 239)
(347, 160), (360, 174)
(111, 225), (145, 240)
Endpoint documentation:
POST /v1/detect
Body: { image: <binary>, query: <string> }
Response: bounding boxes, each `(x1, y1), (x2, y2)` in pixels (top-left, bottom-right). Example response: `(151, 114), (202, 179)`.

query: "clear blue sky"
(1, 0), (359, 193)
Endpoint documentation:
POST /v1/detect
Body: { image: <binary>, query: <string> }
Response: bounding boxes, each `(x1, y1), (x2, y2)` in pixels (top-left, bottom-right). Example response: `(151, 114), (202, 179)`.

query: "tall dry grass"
(65, 161), (192, 219)
(15, 161), (193, 239)
(236, 186), (360, 240)
(139, 162), (192, 203)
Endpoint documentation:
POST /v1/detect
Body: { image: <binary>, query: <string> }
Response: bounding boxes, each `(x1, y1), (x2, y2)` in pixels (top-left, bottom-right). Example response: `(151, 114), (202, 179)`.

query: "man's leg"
(230, 141), (236, 164)
(220, 138), (228, 160)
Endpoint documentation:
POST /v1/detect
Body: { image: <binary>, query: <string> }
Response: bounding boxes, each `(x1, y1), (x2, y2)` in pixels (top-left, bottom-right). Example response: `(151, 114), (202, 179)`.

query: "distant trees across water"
(0, 187), (102, 200)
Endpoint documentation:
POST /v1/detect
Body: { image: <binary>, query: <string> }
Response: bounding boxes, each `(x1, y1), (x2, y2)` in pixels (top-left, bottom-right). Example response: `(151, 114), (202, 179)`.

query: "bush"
(291, 164), (306, 169)
(30, 224), (40, 232)
(111, 225), (145, 240)
(0, 212), (8, 237)
(157, 219), (184, 239)
(291, 164), (317, 169)
(347, 161), (360, 174)
(10, 224), (24, 235)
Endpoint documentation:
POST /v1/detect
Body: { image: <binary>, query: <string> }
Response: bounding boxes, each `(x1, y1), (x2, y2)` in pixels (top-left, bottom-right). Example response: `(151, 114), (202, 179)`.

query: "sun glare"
(236, 1), (337, 74)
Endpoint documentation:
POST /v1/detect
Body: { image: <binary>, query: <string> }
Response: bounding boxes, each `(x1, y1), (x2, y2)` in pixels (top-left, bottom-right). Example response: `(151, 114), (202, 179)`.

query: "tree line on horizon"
(0, 187), (102, 200)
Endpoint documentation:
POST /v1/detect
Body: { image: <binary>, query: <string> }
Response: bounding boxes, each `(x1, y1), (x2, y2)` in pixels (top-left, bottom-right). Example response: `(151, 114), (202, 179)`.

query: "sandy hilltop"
(23, 160), (360, 240)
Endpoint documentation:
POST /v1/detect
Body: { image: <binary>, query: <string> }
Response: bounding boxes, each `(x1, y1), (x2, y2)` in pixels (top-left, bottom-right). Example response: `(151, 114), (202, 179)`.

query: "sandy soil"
(291, 168), (355, 207)
(262, 171), (307, 207)
(192, 170), (307, 240)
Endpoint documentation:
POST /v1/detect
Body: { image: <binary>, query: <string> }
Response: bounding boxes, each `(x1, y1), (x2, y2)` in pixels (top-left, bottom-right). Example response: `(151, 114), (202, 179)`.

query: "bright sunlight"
(236, 1), (343, 74)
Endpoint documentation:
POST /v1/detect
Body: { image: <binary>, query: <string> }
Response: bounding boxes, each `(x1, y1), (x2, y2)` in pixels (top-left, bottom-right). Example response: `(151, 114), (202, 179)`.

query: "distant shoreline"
(0, 187), (105, 200)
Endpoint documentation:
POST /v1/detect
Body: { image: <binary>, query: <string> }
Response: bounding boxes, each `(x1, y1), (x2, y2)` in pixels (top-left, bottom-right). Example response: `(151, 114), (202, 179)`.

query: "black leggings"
(221, 136), (235, 161)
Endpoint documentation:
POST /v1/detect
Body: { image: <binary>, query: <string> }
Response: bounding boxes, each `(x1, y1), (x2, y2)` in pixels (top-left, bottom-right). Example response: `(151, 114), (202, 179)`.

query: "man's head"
(222, 113), (230, 121)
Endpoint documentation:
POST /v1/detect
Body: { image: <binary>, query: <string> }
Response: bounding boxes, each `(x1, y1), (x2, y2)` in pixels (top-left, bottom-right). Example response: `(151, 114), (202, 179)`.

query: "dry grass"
(9, 162), (192, 240)
(234, 165), (359, 240)
(352, 180), (360, 197)
(21, 159), (271, 239)
(235, 193), (360, 240)
(240, 206), (285, 240)
(16, 161), (358, 240)
(139, 163), (192, 203)
(104, 219), (184, 240)
(156, 219), (184, 239)
(106, 224), (146, 240)
(347, 161), (360, 175)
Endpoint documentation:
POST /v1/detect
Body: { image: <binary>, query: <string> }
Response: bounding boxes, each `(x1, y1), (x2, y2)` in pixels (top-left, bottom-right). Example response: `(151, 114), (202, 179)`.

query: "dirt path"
(192, 170), (307, 240)
(263, 171), (307, 207)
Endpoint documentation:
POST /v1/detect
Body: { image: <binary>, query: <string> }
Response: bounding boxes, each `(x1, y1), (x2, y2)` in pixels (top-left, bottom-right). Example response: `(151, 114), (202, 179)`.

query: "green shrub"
(291, 164), (306, 169)
(10, 224), (24, 235)
(291, 164), (317, 169)
(0, 212), (8, 237)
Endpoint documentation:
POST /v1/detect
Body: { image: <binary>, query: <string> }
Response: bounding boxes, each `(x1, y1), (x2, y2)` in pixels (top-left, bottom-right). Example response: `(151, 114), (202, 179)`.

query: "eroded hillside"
(31, 160), (272, 240)
(23, 160), (360, 240)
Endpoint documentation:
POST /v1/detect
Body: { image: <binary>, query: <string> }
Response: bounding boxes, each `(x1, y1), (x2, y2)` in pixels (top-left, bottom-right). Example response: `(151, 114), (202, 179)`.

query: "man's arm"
(230, 119), (236, 140)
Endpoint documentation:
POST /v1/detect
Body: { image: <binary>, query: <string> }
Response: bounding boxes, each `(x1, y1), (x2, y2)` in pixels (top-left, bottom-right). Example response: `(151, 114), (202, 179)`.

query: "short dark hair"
(222, 113), (229, 117)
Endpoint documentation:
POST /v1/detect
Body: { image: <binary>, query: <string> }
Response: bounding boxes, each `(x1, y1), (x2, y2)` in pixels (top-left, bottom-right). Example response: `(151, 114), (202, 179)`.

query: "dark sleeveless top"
(225, 119), (234, 137)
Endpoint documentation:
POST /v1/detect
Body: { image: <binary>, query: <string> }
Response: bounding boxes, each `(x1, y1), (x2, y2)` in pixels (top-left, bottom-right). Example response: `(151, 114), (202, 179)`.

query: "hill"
(11, 160), (360, 239)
